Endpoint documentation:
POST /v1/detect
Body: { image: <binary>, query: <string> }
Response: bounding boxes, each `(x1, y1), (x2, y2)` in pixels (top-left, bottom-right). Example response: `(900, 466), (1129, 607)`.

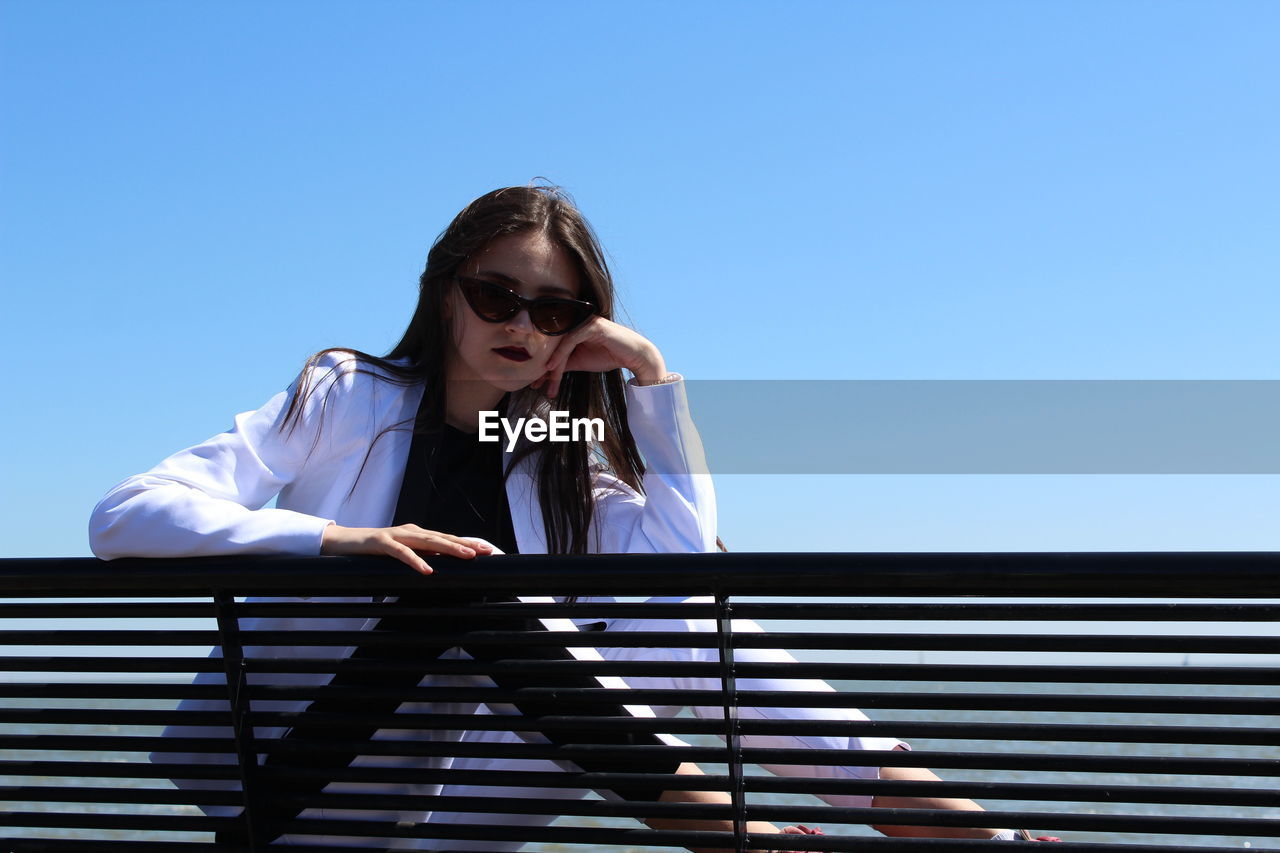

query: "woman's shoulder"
(281, 349), (422, 436)
(292, 349), (418, 398)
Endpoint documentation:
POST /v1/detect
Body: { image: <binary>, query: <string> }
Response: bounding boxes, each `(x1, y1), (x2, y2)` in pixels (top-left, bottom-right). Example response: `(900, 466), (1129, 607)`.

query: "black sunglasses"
(455, 276), (596, 336)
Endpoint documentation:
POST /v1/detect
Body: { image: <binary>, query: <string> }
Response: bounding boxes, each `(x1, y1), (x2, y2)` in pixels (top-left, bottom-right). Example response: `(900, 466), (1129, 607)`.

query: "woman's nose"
(504, 307), (537, 335)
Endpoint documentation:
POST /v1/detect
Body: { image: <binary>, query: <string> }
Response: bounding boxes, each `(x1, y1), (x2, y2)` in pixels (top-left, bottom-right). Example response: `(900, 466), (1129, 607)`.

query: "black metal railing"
(1, 552), (1278, 852)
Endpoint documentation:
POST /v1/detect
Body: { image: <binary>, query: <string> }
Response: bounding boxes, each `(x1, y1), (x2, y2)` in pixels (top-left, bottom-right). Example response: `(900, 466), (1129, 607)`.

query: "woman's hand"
(320, 523), (495, 575)
(534, 316), (668, 398)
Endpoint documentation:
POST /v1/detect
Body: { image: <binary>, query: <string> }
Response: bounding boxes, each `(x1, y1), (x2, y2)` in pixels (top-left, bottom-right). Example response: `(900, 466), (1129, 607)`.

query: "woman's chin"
(483, 374), (540, 395)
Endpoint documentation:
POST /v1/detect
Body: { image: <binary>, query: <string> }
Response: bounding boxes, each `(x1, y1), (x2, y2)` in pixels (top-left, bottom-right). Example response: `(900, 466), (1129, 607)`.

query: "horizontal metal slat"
(0, 682), (227, 699)
(231, 789), (1280, 832)
(1, 734), (235, 753)
(0, 784), (241, 807)
(0, 708), (230, 727)
(224, 627), (1280, 653)
(746, 776), (1280, 809)
(0, 656), (220, 673)
(246, 764), (1280, 808)
(234, 600), (721, 619)
(230, 654), (1280, 686)
(3, 655), (1276, 687)
(247, 737), (1280, 776)
(0, 758), (241, 780)
(0, 630), (219, 646)
(235, 709), (1279, 746)
(248, 763), (1280, 808)
(0, 810), (232, 832)
(4, 843), (244, 853)
(743, 804), (1280, 837)
(0, 602), (213, 618)
(70, 706), (1279, 749)
(732, 601), (1280, 622)
(6, 552), (1280, 598)
(271, 791), (769, 822)
(48, 598), (1266, 625)
(216, 599), (1280, 621)
(223, 815), (1277, 851)
(0, 836), (1266, 853)
(268, 818), (805, 849)
(254, 763), (715, 789)
(744, 746), (1280, 777)
(242, 682), (1279, 715)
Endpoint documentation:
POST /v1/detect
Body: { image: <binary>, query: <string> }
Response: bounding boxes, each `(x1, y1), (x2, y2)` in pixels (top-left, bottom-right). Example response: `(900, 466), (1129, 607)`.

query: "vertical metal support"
(214, 590), (266, 851)
(715, 591), (746, 853)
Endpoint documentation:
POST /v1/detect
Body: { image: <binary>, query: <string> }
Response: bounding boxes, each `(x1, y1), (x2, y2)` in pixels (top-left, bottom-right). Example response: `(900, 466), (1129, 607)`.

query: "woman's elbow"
(88, 490), (134, 559)
(88, 481), (170, 559)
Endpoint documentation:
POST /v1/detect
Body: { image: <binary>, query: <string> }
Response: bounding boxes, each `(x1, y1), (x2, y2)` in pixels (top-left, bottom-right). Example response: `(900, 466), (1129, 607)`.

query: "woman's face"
(445, 230), (584, 395)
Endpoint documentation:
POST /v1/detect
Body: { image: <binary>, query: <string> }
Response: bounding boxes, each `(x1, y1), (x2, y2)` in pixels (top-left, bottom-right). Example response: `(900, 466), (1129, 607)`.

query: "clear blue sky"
(2, 0), (1277, 558)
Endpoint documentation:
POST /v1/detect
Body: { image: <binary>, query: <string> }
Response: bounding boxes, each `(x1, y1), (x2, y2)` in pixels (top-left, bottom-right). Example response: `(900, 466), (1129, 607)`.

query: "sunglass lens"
(465, 280), (519, 321)
(532, 302), (592, 335)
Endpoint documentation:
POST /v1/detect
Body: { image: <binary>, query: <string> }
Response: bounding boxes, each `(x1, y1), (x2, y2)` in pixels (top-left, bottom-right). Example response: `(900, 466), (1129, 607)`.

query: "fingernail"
(461, 547), (475, 556)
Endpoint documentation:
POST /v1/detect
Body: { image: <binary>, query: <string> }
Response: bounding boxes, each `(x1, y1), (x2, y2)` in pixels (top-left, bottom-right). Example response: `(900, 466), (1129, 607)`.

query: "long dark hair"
(282, 184), (645, 554)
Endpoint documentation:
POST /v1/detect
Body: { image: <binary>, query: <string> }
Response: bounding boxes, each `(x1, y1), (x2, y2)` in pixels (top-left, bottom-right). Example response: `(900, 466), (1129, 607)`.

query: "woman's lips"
(493, 347), (531, 362)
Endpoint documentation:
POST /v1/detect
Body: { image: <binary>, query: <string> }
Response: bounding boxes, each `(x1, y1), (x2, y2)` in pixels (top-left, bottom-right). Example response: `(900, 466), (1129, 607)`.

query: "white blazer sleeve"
(590, 375), (717, 554)
(88, 352), (363, 559)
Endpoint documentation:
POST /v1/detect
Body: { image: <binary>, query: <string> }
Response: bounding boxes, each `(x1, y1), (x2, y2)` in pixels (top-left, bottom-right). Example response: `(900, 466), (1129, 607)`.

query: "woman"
(91, 184), (807, 850)
(90, 185), (1051, 847)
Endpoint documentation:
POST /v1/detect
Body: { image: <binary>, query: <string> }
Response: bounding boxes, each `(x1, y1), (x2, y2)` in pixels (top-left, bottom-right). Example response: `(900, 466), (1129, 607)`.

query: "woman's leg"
(654, 763), (798, 853)
(601, 605), (1017, 840)
(457, 603), (792, 851)
(870, 751), (1000, 838)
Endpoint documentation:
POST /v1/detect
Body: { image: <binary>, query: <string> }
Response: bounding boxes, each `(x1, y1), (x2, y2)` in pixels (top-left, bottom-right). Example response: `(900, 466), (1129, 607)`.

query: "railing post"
(214, 590), (267, 851)
(715, 590), (747, 852)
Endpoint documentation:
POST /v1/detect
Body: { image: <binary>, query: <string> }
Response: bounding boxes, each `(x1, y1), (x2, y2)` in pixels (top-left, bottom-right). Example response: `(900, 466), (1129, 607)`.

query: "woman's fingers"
(321, 524), (494, 575)
(547, 321), (601, 397)
(541, 317), (667, 396)
(544, 318), (595, 374)
(546, 343), (573, 399)
(391, 525), (493, 556)
(544, 318), (621, 397)
(545, 318), (612, 397)
(381, 527), (497, 575)
(384, 539), (433, 575)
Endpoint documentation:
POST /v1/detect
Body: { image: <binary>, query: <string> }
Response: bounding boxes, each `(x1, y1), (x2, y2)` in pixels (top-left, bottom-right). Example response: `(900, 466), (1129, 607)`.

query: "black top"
(391, 395), (519, 555)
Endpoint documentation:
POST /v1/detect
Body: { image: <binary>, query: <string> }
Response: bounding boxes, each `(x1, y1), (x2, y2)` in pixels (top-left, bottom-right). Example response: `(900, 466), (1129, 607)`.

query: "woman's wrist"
(626, 344), (669, 385)
(630, 372), (680, 386)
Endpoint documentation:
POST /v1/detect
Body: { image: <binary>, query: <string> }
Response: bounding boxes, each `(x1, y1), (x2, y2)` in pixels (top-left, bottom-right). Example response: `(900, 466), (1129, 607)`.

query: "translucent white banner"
(679, 380), (1280, 474)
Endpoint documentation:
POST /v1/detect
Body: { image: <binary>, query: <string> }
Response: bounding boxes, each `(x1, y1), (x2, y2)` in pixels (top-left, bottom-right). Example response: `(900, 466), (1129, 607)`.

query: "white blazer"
(90, 350), (717, 559)
(85, 351), (719, 843)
